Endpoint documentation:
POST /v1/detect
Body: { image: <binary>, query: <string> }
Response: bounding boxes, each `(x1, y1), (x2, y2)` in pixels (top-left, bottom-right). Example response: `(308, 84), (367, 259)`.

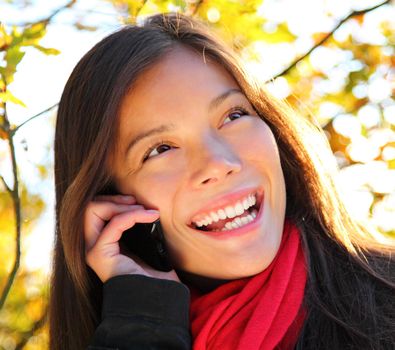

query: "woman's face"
(112, 47), (286, 280)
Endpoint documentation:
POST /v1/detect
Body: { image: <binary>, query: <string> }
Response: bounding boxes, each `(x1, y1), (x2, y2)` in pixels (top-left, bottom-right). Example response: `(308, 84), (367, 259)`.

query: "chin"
(231, 264), (271, 279)
(203, 259), (275, 280)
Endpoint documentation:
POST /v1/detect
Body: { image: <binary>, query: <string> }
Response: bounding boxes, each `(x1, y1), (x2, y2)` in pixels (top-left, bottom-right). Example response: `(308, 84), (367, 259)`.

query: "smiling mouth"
(189, 191), (263, 232)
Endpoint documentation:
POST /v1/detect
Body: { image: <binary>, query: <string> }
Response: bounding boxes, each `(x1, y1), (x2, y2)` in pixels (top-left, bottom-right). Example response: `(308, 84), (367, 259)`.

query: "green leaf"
(0, 24), (12, 50)
(9, 26), (23, 47)
(22, 22), (47, 41)
(0, 90), (27, 107)
(2, 46), (25, 84)
(174, 0), (186, 11)
(17, 22), (48, 48)
(32, 44), (61, 55)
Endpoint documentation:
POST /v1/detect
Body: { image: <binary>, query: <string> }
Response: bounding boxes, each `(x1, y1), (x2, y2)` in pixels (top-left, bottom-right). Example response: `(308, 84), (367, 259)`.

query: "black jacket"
(87, 274), (192, 350)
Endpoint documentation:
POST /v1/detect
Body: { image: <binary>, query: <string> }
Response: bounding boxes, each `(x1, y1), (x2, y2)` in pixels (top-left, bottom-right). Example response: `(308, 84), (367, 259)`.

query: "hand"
(84, 194), (180, 283)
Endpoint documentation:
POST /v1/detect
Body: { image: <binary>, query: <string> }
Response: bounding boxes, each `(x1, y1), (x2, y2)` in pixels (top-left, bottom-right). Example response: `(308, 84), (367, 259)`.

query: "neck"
(177, 270), (231, 293)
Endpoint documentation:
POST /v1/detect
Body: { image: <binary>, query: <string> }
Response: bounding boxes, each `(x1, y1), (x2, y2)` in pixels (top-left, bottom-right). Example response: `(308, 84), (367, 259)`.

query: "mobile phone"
(119, 219), (173, 272)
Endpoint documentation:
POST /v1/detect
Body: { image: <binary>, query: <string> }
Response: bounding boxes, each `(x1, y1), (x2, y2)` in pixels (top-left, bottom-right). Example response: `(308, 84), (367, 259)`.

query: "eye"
(223, 107), (250, 125)
(143, 141), (173, 162)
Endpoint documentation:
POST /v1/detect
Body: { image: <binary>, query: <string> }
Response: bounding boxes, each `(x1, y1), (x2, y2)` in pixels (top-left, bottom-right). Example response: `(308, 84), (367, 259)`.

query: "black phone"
(119, 219), (173, 272)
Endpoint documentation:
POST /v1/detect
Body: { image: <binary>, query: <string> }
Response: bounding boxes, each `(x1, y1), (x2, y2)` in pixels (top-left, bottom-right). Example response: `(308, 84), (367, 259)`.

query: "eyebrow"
(125, 88), (243, 156)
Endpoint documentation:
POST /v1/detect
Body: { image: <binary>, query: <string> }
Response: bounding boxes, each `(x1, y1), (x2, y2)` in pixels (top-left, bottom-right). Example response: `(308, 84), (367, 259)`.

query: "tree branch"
(270, 0), (391, 81)
(0, 103), (22, 310)
(0, 174), (11, 193)
(117, 0), (147, 23)
(4, 0), (77, 27)
(138, 0), (148, 15)
(131, 0), (148, 22)
(0, 2), (75, 314)
(12, 103), (58, 135)
(190, 0), (204, 16)
(14, 306), (48, 350)
(8, 0), (392, 136)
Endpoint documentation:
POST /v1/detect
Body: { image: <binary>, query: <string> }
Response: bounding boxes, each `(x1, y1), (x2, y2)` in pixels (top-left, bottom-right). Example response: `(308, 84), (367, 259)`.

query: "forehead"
(118, 46), (240, 126)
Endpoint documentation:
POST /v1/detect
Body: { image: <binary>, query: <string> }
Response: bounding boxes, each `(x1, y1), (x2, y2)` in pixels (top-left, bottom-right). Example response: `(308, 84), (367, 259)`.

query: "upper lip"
(188, 187), (263, 225)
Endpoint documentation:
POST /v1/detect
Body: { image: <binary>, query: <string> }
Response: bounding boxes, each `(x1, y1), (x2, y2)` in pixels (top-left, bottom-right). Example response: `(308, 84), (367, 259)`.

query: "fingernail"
(146, 209), (159, 214)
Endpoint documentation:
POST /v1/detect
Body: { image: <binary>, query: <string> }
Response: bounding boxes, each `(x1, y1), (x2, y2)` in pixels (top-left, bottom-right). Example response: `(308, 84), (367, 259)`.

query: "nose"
(190, 135), (242, 187)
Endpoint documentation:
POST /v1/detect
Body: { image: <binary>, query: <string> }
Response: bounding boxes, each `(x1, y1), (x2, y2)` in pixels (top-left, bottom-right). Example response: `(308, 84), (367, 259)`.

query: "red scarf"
(189, 220), (307, 350)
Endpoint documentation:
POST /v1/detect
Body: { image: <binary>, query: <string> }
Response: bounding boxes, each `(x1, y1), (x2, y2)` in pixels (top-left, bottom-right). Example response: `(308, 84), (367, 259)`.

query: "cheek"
(130, 163), (185, 210)
(233, 118), (281, 165)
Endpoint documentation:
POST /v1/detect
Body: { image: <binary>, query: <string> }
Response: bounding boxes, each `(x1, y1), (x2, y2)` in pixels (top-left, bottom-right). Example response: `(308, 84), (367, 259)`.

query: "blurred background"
(0, 0), (394, 348)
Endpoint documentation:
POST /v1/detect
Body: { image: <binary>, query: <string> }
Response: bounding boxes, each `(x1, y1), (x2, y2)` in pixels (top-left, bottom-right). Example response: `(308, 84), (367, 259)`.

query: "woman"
(50, 13), (395, 350)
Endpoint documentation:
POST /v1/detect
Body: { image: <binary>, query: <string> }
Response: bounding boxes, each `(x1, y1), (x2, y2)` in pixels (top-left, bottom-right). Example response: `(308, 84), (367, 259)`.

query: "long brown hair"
(51, 13), (395, 350)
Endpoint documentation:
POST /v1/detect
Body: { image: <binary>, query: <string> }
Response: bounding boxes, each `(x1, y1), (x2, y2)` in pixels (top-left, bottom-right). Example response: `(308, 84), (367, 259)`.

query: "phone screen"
(119, 220), (173, 272)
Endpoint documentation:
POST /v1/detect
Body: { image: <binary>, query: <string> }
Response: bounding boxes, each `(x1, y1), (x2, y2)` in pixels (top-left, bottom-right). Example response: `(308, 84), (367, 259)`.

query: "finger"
(85, 209), (159, 251)
(84, 203), (145, 249)
(94, 194), (136, 204)
(94, 209), (160, 249)
(86, 201), (144, 223)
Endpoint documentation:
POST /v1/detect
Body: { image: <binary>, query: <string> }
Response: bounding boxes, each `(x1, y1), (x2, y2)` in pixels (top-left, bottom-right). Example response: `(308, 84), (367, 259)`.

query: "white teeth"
(225, 206), (237, 218)
(224, 222), (233, 230)
(221, 211), (256, 231)
(234, 202), (244, 216)
(193, 193), (259, 228)
(218, 209), (227, 220)
(235, 217), (242, 226)
(240, 216), (249, 225)
(231, 221), (239, 229)
(210, 211), (219, 222)
(248, 195), (256, 207)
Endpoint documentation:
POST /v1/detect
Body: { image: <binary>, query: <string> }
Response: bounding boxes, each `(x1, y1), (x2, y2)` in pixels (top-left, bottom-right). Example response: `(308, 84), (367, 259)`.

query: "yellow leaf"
(32, 45), (61, 55)
(0, 91), (27, 107)
(23, 22), (47, 40)
(0, 128), (8, 140)
(1, 46), (25, 83)
(312, 32), (329, 43)
(74, 23), (98, 32)
(354, 14), (364, 25)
